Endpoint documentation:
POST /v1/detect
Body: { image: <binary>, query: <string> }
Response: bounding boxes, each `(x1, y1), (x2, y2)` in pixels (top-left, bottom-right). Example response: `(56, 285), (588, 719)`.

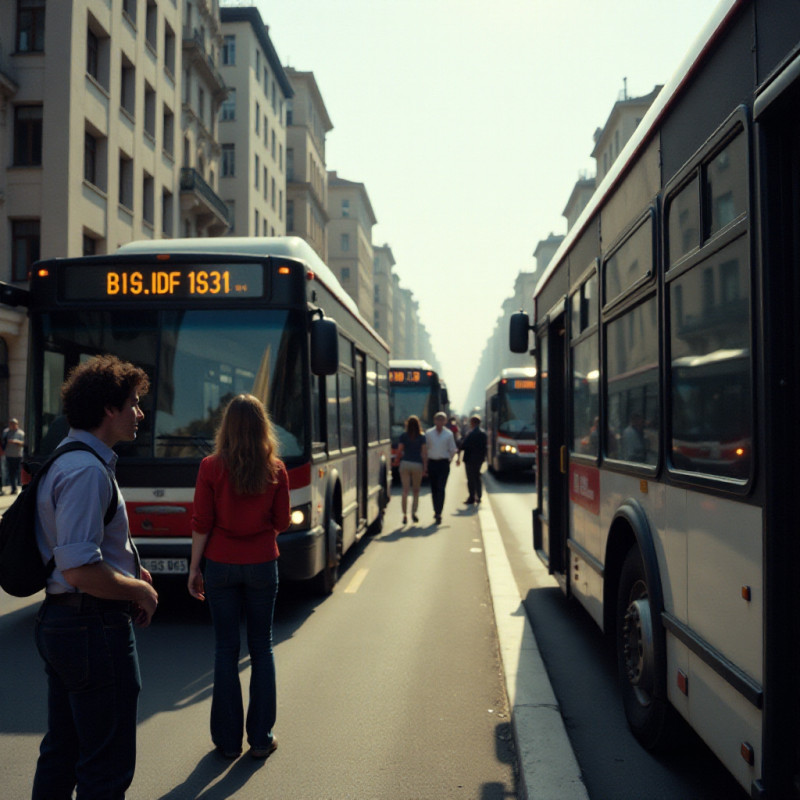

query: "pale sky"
(234, 0), (722, 410)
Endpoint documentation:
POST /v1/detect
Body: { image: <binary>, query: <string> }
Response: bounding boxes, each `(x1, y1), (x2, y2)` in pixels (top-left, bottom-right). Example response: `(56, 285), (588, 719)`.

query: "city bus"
(509, 1), (800, 794)
(22, 237), (391, 594)
(388, 359), (448, 476)
(484, 368), (537, 476)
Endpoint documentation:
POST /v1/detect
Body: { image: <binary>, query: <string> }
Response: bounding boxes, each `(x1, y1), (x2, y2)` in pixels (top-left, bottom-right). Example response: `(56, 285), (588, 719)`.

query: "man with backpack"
(32, 355), (158, 800)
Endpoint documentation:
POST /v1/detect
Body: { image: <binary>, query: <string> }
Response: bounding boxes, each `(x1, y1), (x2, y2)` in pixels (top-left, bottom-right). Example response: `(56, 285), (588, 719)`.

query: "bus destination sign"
(60, 263), (264, 301)
(389, 369), (425, 383)
(513, 379), (536, 390)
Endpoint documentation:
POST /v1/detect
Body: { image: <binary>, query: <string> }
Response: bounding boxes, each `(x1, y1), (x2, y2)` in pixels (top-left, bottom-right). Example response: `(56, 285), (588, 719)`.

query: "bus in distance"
(388, 359), (448, 474)
(484, 368), (537, 476)
(23, 237), (391, 595)
(509, 1), (800, 794)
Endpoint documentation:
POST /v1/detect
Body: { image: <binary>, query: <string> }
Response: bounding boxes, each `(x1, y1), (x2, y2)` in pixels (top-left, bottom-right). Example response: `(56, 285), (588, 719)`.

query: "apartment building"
(180, 0), (229, 237)
(591, 84), (662, 184)
(327, 171), (376, 323)
(285, 68), (331, 261)
(219, 6), (292, 237)
(372, 243), (395, 349)
(0, 0), (230, 422)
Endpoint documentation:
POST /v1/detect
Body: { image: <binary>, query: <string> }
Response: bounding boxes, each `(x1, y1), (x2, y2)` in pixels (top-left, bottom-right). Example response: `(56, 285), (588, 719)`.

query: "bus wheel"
(316, 514), (342, 595)
(616, 547), (670, 750)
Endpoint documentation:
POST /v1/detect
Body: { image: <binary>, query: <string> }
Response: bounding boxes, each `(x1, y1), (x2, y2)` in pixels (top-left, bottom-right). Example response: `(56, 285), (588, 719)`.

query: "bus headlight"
(500, 444), (518, 455)
(288, 503), (311, 531)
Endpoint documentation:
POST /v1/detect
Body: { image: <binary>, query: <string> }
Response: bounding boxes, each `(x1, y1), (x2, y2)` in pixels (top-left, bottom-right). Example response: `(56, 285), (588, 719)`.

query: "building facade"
(372, 242), (394, 349)
(0, 0), (232, 425)
(327, 170), (377, 323)
(219, 7), (292, 237)
(285, 68), (331, 261)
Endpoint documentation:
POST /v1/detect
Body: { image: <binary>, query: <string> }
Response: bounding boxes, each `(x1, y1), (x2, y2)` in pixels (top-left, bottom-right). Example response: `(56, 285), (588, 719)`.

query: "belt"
(428, 458), (449, 462)
(45, 592), (132, 614)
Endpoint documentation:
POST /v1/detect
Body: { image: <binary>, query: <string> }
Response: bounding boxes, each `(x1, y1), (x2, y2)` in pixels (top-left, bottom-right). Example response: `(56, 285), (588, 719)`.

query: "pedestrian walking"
(394, 414), (428, 524)
(188, 394), (291, 760)
(425, 411), (458, 524)
(459, 414), (488, 505)
(2, 417), (25, 493)
(33, 355), (158, 800)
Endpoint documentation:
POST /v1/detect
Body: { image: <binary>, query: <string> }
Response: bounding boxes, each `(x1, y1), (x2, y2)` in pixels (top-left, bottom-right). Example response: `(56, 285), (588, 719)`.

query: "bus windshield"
(499, 391), (536, 438)
(390, 384), (438, 440)
(35, 308), (306, 459)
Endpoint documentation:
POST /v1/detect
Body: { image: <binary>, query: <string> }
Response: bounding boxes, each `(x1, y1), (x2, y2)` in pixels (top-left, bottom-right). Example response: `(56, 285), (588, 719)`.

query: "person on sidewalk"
(189, 394), (291, 760)
(2, 417), (25, 493)
(394, 414), (428, 524)
(459, 414), (488, 505)
(425, 411), (458, 524)
(32, 355), (158, 800)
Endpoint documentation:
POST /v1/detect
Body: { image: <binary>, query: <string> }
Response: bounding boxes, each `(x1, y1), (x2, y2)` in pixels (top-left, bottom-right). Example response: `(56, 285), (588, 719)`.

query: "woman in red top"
(188, 394), (291, 760)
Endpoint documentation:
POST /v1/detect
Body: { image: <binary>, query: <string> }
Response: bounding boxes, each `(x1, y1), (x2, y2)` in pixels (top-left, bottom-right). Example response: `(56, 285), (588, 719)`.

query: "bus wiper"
(155, 435), (214, 455)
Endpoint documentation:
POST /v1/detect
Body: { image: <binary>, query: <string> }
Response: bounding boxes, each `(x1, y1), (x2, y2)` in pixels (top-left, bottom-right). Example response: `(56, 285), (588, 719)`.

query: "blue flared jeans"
(33, 602), (141, 800)
(204, 558), (279, 754)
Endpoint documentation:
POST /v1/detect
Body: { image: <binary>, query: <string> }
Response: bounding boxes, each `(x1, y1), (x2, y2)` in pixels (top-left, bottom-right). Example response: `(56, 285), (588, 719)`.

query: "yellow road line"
(343, 568), (369, 594)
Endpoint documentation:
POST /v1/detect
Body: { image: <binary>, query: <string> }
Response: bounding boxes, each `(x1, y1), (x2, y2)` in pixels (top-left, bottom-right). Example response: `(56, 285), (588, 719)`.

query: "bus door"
(535, 312), (568, 577)
(355, 352), (367, 525)
(755, 66), (800, 795)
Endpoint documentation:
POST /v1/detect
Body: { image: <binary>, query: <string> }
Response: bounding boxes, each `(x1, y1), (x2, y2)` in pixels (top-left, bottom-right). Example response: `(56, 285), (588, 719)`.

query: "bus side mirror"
(509, 311), (532, 353)
(311, 316), (339, 375)
(441, 387), (449, 407)
(490, 395), (498, 412)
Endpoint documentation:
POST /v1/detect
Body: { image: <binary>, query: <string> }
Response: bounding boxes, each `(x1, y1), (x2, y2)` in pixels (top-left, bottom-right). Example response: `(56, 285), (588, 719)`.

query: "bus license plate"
(141, 558), (188, 575)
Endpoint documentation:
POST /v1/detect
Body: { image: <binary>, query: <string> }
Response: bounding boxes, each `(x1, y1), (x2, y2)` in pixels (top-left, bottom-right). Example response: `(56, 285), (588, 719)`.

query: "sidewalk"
(0, 488), (17, 515)
(478, 501), (589, 800)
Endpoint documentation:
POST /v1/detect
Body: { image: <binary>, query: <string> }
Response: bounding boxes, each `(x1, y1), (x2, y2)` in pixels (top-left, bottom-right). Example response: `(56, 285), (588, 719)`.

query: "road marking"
(343, 568), (369, 593)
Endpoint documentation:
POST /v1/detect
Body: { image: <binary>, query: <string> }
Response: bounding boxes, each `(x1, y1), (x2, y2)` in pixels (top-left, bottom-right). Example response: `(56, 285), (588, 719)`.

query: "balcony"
(179, 167), (231, 235)
(182, 27), (226, 99)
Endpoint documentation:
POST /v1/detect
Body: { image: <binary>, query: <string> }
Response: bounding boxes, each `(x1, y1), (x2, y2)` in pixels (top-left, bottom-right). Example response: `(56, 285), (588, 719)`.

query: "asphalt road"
(0, 472), (517, 800)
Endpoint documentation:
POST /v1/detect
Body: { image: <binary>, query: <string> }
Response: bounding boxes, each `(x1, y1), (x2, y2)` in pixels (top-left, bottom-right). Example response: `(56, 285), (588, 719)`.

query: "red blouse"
(191, 454), (291, 565)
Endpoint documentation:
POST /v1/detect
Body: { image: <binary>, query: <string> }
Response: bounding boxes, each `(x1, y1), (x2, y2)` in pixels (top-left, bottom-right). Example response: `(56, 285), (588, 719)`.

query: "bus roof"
(486, 366), (537, 393)
(116, 236), (387, 352)
(389, 359), (437, 373)
(534, 0), (741, 306)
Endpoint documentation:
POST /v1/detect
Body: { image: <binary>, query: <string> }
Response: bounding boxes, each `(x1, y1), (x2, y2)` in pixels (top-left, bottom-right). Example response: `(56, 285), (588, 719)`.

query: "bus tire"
(616, 547), (672, 750)
(315, 500), (342, 595)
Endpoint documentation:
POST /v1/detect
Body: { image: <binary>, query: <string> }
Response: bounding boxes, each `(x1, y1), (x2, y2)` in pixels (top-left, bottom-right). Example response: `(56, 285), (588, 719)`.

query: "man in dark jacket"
(459, 415), (488, 505)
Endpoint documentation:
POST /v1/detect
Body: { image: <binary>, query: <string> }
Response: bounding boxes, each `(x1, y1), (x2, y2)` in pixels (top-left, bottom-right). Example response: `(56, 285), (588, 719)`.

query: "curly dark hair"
(61, 355), (150, 431)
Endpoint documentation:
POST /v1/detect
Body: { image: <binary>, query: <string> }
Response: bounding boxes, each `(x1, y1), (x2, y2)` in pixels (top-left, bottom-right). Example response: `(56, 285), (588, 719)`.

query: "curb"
(478, 502), (589, 800)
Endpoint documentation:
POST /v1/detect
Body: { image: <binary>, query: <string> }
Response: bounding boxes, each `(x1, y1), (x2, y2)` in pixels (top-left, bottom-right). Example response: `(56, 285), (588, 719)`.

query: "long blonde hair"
(214, 394), (280, 494)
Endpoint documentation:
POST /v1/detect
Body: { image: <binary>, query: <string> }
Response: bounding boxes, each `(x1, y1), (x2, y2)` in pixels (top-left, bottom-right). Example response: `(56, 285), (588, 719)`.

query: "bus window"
(705, 132), (747, 237)
(606, 296), (659, 465)
(572, 335), (599, 455)
(669, 237), (752, 479)
(326, 373), (340, 452)
(366, 358), (379, 443)
(667, 175), (701, 265)
(604, 217), (653, 307)
(339, 373), (354, 449)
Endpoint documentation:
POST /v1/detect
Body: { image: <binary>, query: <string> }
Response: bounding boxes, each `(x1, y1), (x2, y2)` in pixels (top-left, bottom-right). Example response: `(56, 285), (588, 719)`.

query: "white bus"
(23, 237), (391, 594)
(510, 1), (800, 794)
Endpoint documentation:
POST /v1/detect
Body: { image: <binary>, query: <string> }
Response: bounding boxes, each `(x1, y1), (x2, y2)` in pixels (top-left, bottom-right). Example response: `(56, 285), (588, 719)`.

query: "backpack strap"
(36, 441), (118, 526)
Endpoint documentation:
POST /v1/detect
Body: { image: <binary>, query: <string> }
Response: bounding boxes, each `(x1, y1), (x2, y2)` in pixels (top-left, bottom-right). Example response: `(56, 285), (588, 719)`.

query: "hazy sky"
(233, 0), (722, 410)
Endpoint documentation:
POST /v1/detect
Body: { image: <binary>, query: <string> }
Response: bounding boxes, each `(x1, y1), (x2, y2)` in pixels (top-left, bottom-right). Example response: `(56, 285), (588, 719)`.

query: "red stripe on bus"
(288, 462), (311, 489)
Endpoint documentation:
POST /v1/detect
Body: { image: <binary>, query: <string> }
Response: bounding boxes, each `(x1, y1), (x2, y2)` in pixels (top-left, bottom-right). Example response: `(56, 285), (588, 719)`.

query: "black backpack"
(0, 442), (118, 597)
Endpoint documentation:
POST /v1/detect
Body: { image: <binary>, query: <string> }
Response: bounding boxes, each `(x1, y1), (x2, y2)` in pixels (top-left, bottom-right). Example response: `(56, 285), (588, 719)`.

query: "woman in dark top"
(394, 415), (428, 524)
(189, 394), (291, 760)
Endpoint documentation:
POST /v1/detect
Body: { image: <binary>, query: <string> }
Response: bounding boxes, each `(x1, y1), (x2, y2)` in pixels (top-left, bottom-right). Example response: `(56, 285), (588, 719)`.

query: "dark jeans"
(465, 460), (483, 501)
(204, 558), (279, 754)
(6, 456), (21, 491)
(428, 459), (450, 517)
(33, 601), (141, 800)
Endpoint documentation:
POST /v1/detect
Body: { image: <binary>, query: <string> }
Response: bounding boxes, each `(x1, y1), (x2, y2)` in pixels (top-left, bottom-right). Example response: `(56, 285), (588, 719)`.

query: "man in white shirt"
(425, 412), (459, 524)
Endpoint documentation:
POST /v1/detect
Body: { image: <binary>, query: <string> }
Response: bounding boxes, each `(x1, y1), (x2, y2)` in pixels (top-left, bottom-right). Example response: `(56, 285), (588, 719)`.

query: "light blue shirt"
(35, 429), (137, 594)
